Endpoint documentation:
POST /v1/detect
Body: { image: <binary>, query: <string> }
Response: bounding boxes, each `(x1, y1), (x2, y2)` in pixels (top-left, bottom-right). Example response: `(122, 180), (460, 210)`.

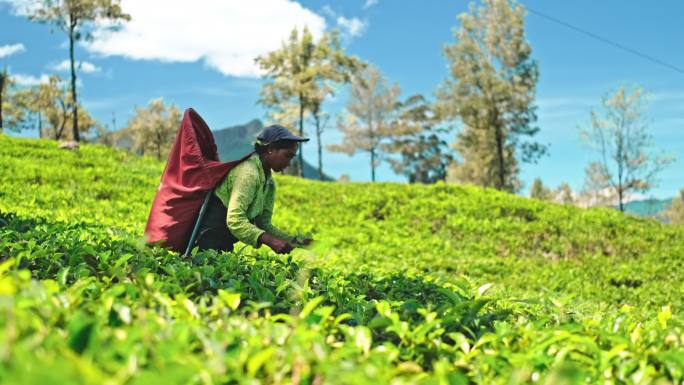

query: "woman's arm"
(225, 167), (266, 248)
(253, 181), (295, 242)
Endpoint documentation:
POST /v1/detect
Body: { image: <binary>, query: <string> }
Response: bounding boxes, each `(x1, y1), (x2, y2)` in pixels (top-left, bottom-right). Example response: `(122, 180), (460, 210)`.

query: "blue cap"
(256, 124), (309, 145)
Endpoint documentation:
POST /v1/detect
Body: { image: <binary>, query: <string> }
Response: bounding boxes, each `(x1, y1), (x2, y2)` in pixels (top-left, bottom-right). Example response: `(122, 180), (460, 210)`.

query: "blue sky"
(1, 0), (682, 198)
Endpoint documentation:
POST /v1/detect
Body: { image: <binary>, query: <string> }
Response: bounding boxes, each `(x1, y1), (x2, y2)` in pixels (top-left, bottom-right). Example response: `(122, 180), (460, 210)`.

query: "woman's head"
(255, 124), (309, 172)
(255, 139), (299, 172)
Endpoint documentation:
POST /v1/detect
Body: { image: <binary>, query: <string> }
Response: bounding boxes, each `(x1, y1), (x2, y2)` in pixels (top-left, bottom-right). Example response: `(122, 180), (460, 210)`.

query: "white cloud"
(321, 5), (336, 18)
(0, 0), (41, 16)
(573, 187), (647, 208)
(363, 0), (378, 9)
(13, 73), (50, 86)
(0, 43), (25, 58)
(336, 16), (366, 38)
(318, 6), (368, 41)
(51, 60), (101, 73)
(84, 0), (327, 78)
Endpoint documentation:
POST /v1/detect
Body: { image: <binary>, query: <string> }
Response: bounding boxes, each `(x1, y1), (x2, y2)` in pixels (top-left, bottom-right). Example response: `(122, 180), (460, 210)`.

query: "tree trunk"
(368, 101), (376, 183)
(157, 137), (162, 160)
(419, 169), (428, 184)
(37, 112), (42, 138)
(56, 121), (66, 140)
(0, 69), (4, 133)
(618, 190), (625, 213)
(315, 113), (323, 181)
(369, 121), (376, 183)
(370, 147), (376, 182)
(69, 17), (80, 142)
(617, 135), (624, 212)
(56, 98), (67, 140)
(493, 118), (505, 190)
(297, 92), (304, 177)
(618, 186), (624, 212)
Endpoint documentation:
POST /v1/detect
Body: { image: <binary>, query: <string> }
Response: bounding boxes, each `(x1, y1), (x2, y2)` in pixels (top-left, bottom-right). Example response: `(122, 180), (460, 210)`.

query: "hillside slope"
(1, 135), (683, 384)
(275, 176), (684, 313)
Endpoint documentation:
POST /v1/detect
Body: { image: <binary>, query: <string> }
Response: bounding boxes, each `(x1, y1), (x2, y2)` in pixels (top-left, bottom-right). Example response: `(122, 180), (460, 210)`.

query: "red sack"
(144, 108), (252, 253)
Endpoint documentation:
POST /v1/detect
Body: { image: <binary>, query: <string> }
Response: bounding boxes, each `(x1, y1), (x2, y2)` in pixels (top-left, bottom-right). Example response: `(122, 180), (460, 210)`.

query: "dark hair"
(254, 139), (299, 155)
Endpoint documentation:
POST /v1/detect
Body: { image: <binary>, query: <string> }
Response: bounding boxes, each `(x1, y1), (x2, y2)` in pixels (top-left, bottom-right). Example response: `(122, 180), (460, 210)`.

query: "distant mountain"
(212, 119), (263, 162)
(212, 119), (333, 181)
(621, 198), (672, 218)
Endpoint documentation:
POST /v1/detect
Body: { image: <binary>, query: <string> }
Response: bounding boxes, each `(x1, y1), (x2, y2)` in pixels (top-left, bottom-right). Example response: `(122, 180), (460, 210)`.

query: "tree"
(121, 98), (181, 160)
(328, 65), (401, 182)
(14, 75), (69, 139)
(554, 182), (575, 205)
(306, 33), (363, 180)
(309, 105), (331, 180)
(529, 178), (552, 200)
(257, 28), (362, 178)
(0, 68), (28, 133)
(27, 0), (129, 142)
(580, 161), (616, 208)
(0, 68), (33, 132)
(662, 189), (684, 225)
(438, 0), (544, 192)
(579, 85), (674, 212)
(383, 94), (454, 183)
(256, 27), (318, 177)
(0, 67), (9, 133)
(13, 75), (98, 139)
(90, 124), (115, 146)
(85, 111), (117, 145)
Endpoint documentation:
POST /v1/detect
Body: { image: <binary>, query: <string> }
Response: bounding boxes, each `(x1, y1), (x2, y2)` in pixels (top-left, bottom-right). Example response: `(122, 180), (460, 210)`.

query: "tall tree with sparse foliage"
(257, 27), (316, 175)
(27, 0), (129, 142)
(257, 28), (362, 178)
(579, 85), (674, 212)
(13, 75), (98, 139)
(308, 39), (364, 180)
(328, 66), (401, 182)
(309, 104), (330, 180)
(13, 75), (69, 139)
(383, 94), (454, 183)
(121, 98), (181, 160)
(438, 0), (544, 192)
(308, 31), (363, 180)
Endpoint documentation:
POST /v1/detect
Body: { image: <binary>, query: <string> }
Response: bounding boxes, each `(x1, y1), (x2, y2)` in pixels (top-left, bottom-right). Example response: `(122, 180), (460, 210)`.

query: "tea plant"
(1, 134), (683, 384)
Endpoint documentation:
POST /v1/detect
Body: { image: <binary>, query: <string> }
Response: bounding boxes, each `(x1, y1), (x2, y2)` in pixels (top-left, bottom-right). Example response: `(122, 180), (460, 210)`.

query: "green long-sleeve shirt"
(214, 154), (294, 247)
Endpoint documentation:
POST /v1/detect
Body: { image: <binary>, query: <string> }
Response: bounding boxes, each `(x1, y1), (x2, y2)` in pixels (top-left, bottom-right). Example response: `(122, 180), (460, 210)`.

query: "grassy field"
(1, 134), (683, 384)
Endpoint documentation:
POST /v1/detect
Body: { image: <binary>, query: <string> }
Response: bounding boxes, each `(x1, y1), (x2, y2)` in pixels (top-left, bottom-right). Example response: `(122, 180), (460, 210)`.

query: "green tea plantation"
(1, 134), (683, 385)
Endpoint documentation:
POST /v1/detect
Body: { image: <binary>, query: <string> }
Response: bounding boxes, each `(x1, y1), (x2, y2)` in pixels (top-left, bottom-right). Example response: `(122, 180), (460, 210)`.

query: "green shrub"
(1, 134), (683, 384)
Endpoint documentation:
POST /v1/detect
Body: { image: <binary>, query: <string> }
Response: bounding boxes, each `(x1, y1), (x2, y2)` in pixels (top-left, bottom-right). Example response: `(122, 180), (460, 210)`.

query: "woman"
(195, 124), (312, 254)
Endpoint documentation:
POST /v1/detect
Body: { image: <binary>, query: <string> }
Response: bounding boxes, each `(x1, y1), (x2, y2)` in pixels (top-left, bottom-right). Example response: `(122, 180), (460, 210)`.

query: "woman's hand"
(259, 233), (293, 254)
(293, 233), (313, 247)
(295, 237), (313, 247)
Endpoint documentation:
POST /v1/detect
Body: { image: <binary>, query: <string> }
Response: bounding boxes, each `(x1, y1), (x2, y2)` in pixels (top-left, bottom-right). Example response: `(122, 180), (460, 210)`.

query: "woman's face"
(268, 143), (298, 172)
